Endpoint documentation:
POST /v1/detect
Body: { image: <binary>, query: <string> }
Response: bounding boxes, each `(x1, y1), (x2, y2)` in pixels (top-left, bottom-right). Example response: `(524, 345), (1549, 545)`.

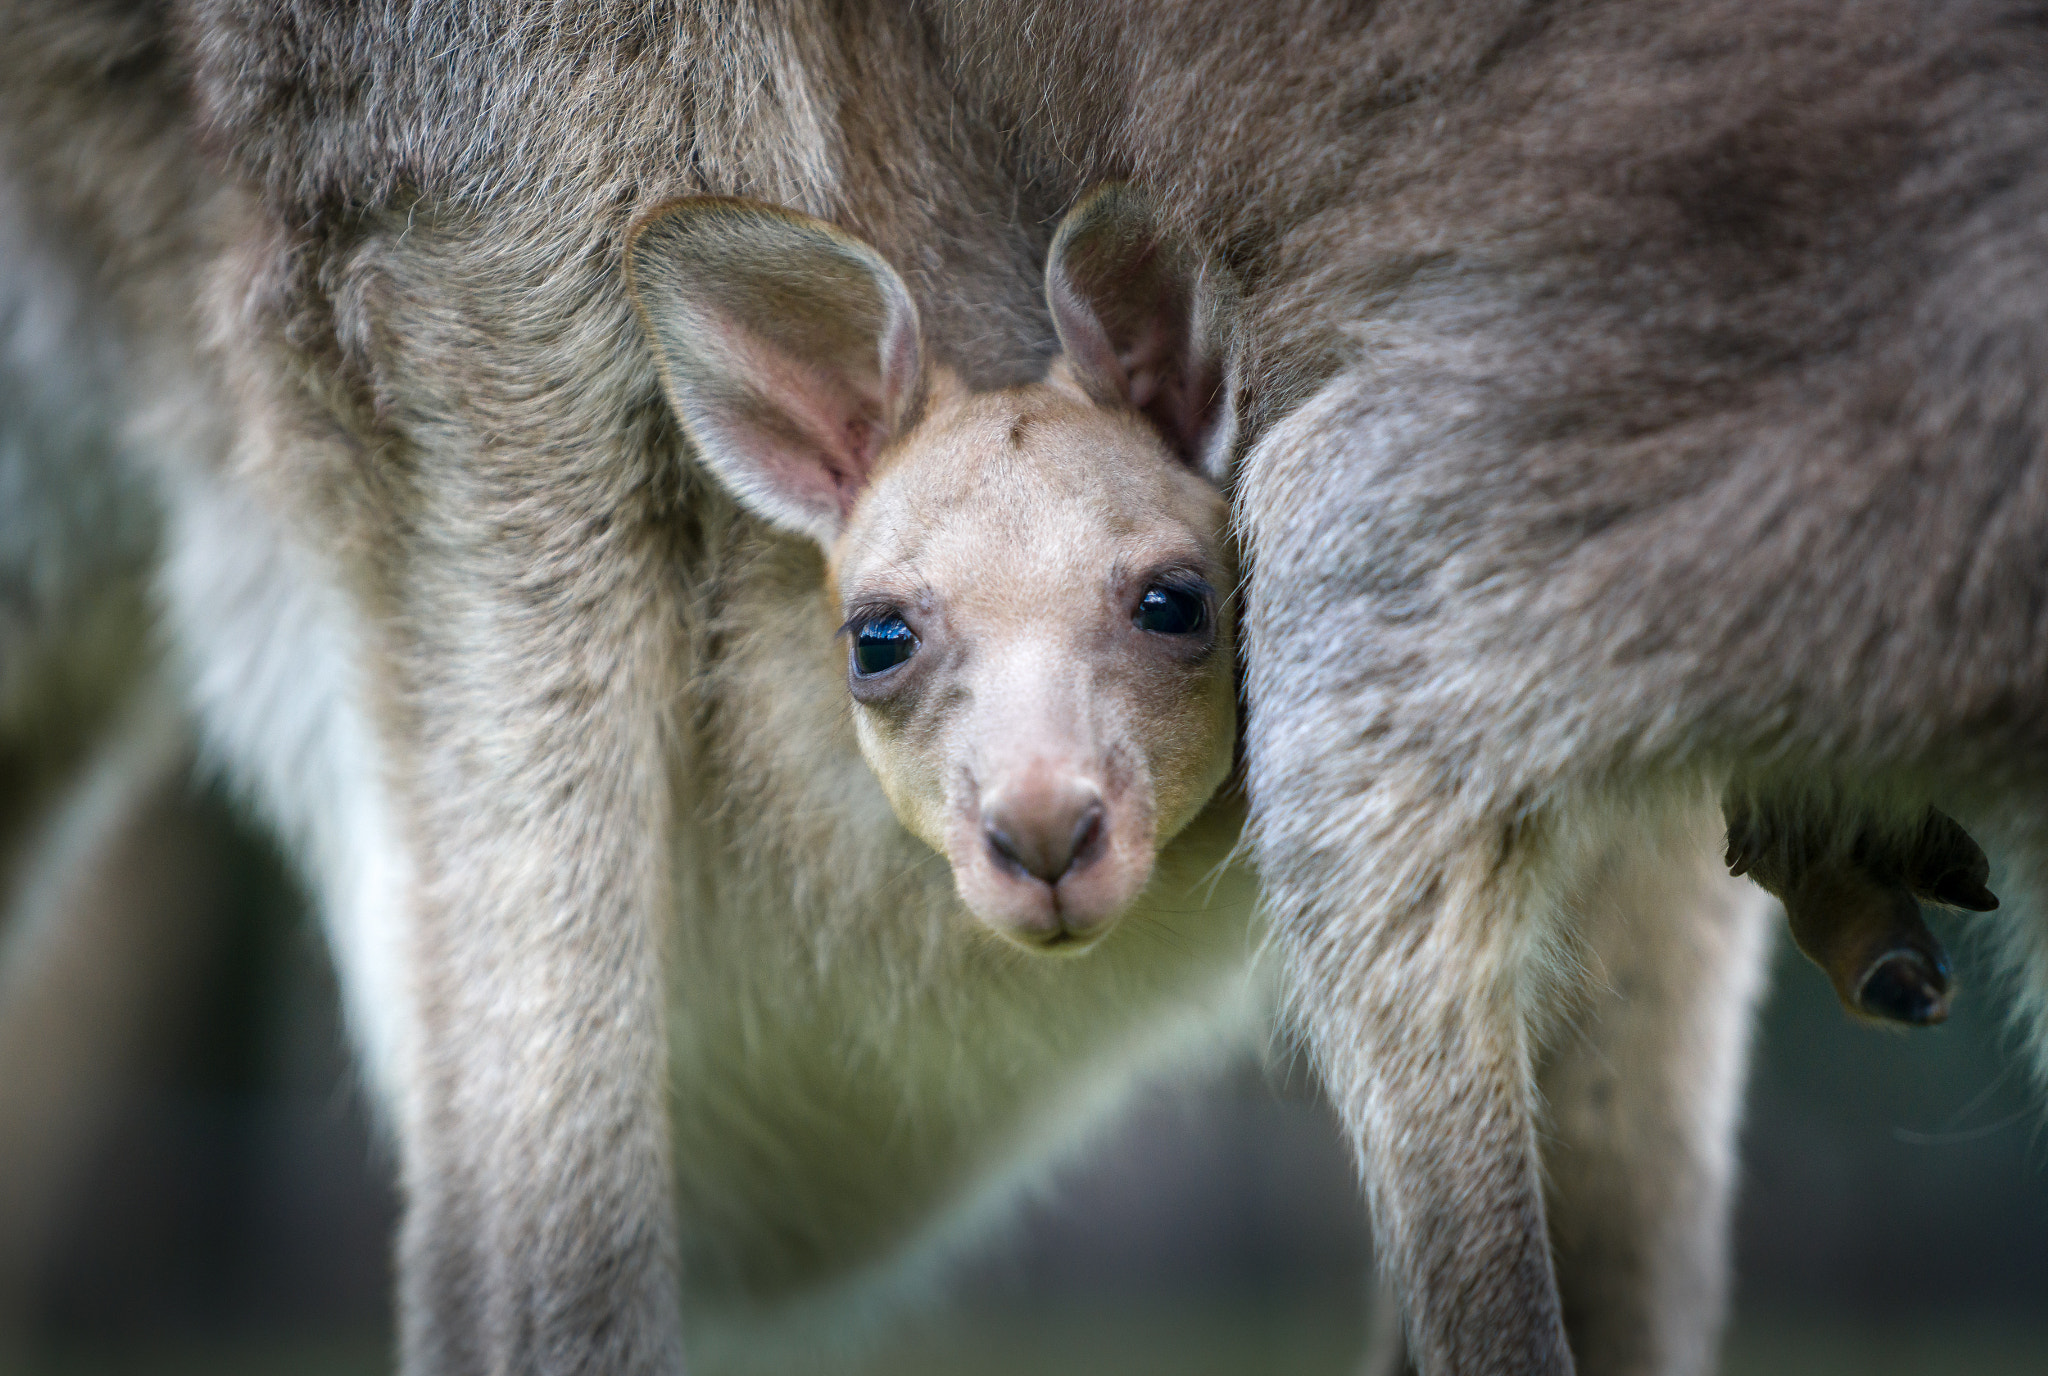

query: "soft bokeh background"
(2, 783), (2045, 1375)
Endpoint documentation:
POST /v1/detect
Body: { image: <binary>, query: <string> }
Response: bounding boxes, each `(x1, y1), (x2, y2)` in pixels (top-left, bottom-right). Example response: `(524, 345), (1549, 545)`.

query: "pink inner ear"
(1120, 311), (1183, 412)
(1054, 243), (1224, 467)
(706, 314), (887, 525)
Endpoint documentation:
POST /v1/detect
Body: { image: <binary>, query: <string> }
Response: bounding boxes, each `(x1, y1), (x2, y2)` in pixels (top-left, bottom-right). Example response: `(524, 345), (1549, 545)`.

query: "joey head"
(629, 186), (1239, 950)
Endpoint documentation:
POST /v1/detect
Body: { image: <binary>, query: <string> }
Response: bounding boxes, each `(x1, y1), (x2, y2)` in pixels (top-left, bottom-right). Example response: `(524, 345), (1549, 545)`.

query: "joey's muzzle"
(956, 763), (1149, 951)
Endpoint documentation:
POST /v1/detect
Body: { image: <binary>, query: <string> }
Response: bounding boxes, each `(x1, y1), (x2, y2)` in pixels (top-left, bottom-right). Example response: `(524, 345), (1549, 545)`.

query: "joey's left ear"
(1045, 184), (1240, 481)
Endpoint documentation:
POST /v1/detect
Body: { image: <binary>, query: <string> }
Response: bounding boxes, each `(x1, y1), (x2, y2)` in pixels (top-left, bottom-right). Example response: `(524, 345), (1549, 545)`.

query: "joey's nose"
(983, 783), (1106, 885)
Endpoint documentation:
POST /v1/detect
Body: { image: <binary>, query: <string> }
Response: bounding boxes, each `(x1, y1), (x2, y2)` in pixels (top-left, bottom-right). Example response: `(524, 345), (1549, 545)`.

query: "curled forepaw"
(1723, 797), (1993, 1027)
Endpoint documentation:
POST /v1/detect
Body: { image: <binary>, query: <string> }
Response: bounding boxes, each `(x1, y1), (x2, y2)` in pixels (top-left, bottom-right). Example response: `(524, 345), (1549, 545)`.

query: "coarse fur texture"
(20, 1), (2022, 1373)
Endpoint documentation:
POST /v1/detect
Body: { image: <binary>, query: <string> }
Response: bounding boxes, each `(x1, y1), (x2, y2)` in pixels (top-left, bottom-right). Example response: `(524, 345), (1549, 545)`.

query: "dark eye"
(1135, 583), (1209, 636)
(852, 613), (918, 677)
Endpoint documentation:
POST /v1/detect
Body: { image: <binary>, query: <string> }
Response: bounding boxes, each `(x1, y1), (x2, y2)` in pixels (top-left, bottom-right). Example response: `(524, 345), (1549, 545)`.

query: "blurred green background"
(2, 783), (2044, 1375)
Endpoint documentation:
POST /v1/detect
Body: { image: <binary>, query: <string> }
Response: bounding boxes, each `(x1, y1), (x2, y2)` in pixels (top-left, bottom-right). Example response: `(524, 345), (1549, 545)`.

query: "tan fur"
(22, 2), (2028, 1373)
(627, 191), (1240, 953)
(600, 194), (1263, 1357)
(831, 376), (1236, 939)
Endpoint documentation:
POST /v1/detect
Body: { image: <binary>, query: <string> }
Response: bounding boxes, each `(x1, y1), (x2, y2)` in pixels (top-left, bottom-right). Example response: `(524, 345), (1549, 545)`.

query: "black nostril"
(986, 824), (1045, 882)
(984, 803), (1106, 886)
(987, 823), (1064, 888)
(1069, 805), (1106, 871)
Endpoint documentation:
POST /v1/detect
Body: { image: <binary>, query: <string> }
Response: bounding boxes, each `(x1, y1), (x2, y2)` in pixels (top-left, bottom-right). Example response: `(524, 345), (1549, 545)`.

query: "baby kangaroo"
(630, 187), (1239, 952)
(618, 187), (1260, 1353)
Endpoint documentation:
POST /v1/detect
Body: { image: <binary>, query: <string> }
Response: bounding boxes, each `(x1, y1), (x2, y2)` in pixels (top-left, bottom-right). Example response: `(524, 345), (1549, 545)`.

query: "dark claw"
(1926, 872), (1999, 912)
(1854, 949), (1952, 1026)
(1901, 810), (1997, 911)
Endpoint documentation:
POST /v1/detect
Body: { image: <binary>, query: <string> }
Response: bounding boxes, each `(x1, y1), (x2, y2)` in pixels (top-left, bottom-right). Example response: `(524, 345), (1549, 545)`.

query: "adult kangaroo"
(23, 0), (2035, 1373)
(929, 1), (2048, 1371)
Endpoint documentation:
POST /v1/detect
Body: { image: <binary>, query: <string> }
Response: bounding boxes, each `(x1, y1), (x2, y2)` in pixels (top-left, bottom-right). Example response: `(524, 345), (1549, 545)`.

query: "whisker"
(1131, 914), (1196, 959)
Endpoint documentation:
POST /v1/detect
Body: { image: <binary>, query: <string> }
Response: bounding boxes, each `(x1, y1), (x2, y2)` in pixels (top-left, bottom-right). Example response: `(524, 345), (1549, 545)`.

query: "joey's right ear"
(626, 198), (924, 546)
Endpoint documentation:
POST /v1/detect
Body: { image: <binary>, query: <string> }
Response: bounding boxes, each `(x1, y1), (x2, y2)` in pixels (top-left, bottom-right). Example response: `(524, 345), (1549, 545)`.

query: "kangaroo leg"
(1336, 803), (1769, 1376)
(189, 208), (692, 1370)
(376, 524), (686, 1373)
(1262, 776), (1575, 1375)
(158, 433), (685, 1374)
(1243, 387), (1577, 1374)
(1536, 804), (1773, 1376)
(387, 448), (686, 1374)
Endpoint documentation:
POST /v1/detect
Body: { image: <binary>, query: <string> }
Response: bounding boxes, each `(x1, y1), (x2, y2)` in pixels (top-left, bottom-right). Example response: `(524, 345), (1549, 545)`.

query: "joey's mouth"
(968, 880), (1125, 955)
(1003, 881), (1121, 952)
